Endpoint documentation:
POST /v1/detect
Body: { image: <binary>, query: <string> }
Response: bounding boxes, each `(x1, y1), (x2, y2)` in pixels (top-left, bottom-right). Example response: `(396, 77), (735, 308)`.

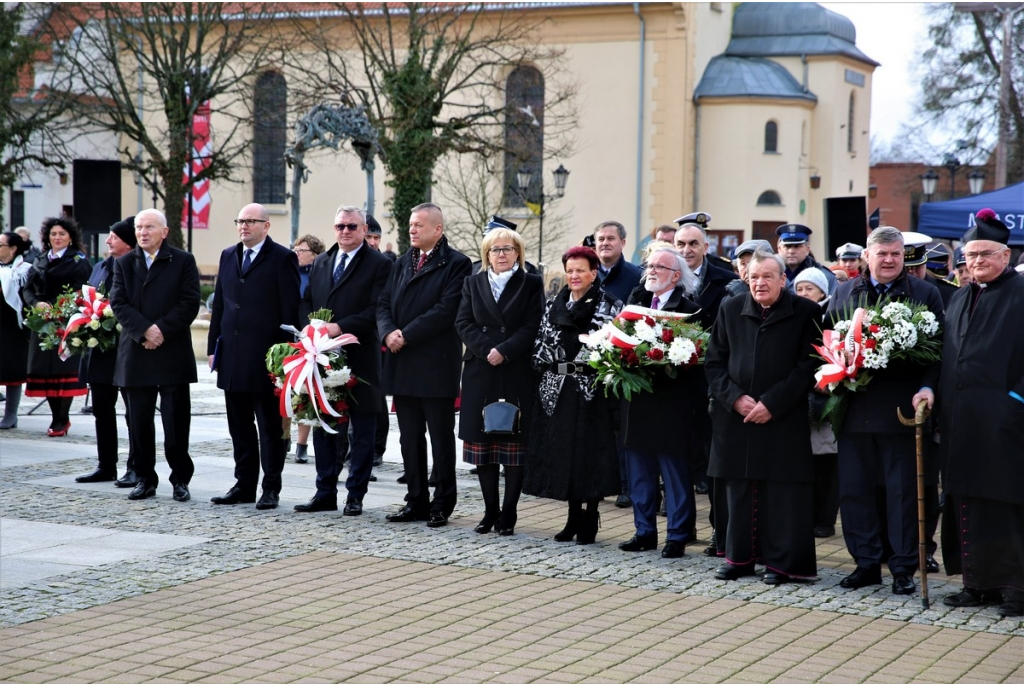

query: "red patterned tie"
(416, 252), (427, 272)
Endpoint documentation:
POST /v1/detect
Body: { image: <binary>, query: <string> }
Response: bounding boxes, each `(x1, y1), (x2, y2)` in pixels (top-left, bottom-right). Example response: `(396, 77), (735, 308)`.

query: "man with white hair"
(13, 226), (40, 264)
(826, 226), (943, 595)
(618, 248), (701, 559)
(913, 210), (1024, 617)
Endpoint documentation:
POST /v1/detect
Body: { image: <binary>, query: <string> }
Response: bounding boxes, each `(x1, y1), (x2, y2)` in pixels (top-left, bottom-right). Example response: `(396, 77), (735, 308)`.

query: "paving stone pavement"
(1, 366), (1022, 683)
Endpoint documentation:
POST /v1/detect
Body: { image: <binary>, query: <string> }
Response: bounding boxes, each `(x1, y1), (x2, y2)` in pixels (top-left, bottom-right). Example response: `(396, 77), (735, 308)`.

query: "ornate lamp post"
(515, 164), (569, 270)
(920, 169), (939, 203)
(968, 169), (986, 195)
(943, 154), (961, 200)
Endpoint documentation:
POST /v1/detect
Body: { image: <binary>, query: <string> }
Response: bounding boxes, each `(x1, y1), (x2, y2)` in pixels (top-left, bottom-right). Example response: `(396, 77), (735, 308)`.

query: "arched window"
(757, 190), (782, 206)
(764, 121), (778, 153)
(253, 71), (287, 204)
(504, 66), (544, 207)
(847, 91), (855, 153)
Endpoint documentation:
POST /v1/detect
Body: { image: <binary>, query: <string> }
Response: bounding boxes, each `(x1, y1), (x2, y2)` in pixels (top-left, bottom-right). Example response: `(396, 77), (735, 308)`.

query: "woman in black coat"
(20, 217), (92, 436)
(523, 246), (622, 545)
(1, 232), (33, 429)
(456, 228), (544, 536)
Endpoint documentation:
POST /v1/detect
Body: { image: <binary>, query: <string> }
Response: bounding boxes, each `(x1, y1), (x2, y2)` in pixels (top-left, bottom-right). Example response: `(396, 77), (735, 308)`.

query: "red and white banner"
(182, 100), (212, 230)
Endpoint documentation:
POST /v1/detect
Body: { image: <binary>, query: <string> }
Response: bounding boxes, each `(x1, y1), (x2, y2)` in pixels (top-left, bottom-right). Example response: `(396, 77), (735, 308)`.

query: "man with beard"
(914, 210), (1024, 618)
(618, 247), (701, 559)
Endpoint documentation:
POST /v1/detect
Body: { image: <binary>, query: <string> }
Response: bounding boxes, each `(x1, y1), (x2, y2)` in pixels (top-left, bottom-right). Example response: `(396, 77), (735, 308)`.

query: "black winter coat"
(301, 242), (392, 410)
(110, 244), (201, 388)
(939, 269), (1024, 506)
(825, 270), (944, 434)
(377, 235), (472, 398)
(598, 255), (643, 305)
(456, 268), (544, 443)
(22, 247), (92, 378)
(706, 288), (820, 483)
(621, 285), (702, 454)
(208, 237), (300, 394)
(694, 258), (740, 330)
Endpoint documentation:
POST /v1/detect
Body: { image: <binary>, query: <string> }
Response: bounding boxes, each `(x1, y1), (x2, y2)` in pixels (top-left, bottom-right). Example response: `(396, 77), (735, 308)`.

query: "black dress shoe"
(294, 495), (338, 512)
(715, 563), (756, 581)
(694, 480), (709, 495)
(763, 571), (791, 585)
(128, 483), (156, 500)
(368, 474), (377, 482)
(255, 491), (279, 510)
(474, 512), (499, 534)
(892, 572), (916, 595)
(661, 541), (685, 558)
(926, 555), (940, 573)
(618, 534), (658, 552)
(998, 601), (1024, 618)
(115, 470), (139, 488)
(839, 566), (882, 589)
(172, 484), (190, 502)
(211, 486), (257, 505)
(426, 512), (448, 528)
(396, 473), (408, 484)
(386, 505), (427, 522)
(614, 493), (632, 508)
(75, 468), (116, 483)
(943, 588), (1000, 608)
(342, 499), (363, 516)
(813, 525), (836, 538)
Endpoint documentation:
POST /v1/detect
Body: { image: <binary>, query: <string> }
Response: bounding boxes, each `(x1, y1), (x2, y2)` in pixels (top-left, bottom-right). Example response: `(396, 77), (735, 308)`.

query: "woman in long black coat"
(20, 217), (92, 436)
(1, 232), (34, 429)
(456, 228), (544, 536)
(523, 246), (622, 545)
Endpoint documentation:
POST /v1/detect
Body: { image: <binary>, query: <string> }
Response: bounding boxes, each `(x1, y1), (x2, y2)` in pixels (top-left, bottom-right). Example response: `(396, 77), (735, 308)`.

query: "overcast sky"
(821, 2), (929, 146)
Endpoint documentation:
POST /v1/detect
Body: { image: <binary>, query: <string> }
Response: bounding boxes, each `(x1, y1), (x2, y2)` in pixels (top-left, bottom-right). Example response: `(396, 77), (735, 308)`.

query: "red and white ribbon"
(813, 307), (866, 389)
(58, 285), (111, 361)
(280, 323), (359, 434)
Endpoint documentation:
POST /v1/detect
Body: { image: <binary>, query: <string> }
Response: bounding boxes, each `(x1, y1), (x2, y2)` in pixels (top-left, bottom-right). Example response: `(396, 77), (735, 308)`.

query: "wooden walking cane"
(898, 400), (931, 610)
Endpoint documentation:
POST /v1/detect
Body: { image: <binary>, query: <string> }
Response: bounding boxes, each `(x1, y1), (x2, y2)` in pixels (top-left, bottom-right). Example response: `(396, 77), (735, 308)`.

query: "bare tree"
(33, 2), (293, 248)
(290, 2), (577, 251)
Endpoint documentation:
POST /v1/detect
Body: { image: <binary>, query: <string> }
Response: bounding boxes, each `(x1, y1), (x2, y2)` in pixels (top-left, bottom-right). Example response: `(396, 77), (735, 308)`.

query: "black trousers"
(312, 409), (376, 501)
(813, 453), (840, 529)
(375, 394), (389, 458)
(723, 478), (817, 578)
(91, 382), (132, 472)
(394, 395), (456, 516)
(225, 388), (286, 496)
(838, 432), (918, 574)
(125, 384), (193, 488)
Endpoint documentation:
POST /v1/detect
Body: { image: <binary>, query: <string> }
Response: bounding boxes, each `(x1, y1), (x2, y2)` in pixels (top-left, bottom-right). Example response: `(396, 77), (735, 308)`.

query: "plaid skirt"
(462, 439), (525, 467)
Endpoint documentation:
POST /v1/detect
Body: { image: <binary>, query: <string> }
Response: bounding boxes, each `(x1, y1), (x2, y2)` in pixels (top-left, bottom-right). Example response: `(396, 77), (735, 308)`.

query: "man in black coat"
(618, 247), (702, 559)
(378, 202), (472, 527)
(294, 206), (392, 515)
(75, 217), (137, 485)
(914, 214), (1024, 618)
(208, 203), (300, 511)
(826, 226), (944, 596)
(594, 221), (643, 305)
(706, 249), (821, 584)
(109, 209), (201, 502)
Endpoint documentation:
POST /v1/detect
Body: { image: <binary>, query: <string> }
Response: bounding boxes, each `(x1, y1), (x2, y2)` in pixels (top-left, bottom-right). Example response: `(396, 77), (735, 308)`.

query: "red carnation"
(661, 329), (674, 343)
(334, 400), (349, 413)
(626, 350), (640, 366)
(864, 339), (876, 349)
(643, 315), (655, 326)
(646, 348), (664, 361)
(346, 375), (359, 388)
(869, 324), (880, 333)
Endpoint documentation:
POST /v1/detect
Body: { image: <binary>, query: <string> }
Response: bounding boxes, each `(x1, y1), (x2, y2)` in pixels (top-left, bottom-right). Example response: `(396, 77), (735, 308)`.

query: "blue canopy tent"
(917, 182), (1024, 245)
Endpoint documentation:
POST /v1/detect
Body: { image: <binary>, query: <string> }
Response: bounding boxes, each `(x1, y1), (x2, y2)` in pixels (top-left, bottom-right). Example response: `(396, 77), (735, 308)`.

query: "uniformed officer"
(775, 224), (838, 295)
(835, 242), (864, 278)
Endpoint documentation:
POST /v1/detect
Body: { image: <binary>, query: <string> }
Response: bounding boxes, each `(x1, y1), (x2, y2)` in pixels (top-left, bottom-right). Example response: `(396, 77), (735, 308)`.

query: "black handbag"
(482, 399), (520, 435)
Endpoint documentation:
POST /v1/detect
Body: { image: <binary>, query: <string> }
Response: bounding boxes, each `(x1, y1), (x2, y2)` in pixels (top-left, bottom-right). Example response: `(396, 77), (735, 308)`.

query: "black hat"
(483, 215), (517, 236)
(775, 224), (812, 245)
(926, 243), (951, 271)
(954, 247), (967, 267)
(901, 231), (931, 267)
(674, 211), (712, 228)
(365, 214), (382, 236)
(962, 208), (1010, 245)
(110, 216), (137, 248)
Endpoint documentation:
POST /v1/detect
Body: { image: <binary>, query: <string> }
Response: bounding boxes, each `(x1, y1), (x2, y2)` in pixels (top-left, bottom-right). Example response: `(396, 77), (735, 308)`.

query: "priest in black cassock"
(914, 210), (1024, 618)
(705, 248), (821, 585)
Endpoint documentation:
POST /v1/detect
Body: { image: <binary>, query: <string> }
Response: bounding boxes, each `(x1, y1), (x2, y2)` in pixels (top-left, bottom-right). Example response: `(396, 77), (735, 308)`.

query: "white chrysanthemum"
(89, 319), (101, 330)
(916, 311), (939, 336)
(668, 338), (696, 366)
(588, 350), (602, 363)
(323, 367), (352, 388)
(87, 337), (99, 348)
(862, 347), (888, 370)
(881, 301), (911, 321)
(633, 320), (658, 344)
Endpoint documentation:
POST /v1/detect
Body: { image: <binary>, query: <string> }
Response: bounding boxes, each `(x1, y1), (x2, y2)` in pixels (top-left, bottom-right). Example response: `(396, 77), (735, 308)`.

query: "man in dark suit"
(74, 216), (136, 485)
(378, 202), (472, 527)
(294, 206), (392, 515)
(109, 209), (201, 502)
(618, 247), (702, 559)
(594, 221), (643, 305)
(208, 203), (299, 510)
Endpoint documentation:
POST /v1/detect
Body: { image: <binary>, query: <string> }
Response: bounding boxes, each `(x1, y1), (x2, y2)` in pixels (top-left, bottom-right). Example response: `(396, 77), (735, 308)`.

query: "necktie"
(761, 306), (771, 321)
(241, 248), (253, 274)
(333, 252), (348, 285)
(145, 253), (153, 270)
(876, 282), (888, 297)
(651, 295), (660, 310)
(416, 252), (427, 272)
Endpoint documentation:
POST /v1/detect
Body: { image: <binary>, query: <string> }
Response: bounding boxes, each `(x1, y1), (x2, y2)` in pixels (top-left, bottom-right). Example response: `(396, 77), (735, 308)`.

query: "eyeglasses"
(964, 249), (1005, 261)
(293, 247), (311, 254)
(645, 264), (679, 274)
(234, 219), (268, 227)
(488, 246), (516, 255)
(334, 223), (361, 232)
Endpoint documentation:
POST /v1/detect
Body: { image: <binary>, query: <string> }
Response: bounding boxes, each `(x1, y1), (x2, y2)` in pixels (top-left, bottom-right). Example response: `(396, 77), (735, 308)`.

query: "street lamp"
(515, 164), (570, 269)
(920, 169), (939, 202)
(943, 154), (961, 200)
(968, 169), (986, 195)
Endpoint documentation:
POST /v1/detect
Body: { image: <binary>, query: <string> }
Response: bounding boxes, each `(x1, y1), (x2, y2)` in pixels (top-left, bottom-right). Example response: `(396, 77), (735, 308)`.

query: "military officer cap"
(674, 211), (712, 228)
(365, 213), (382, 236)
(962, 208), (1010, 245)
(483, 215), (517, 236)
(775, 224), (812, 245)
(835, 242), (863, 261)
(733, 239), (772, 259)
(953, 247), (967, 268)
(901, 231), (932, 267)
(926, 243), (951, 273)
